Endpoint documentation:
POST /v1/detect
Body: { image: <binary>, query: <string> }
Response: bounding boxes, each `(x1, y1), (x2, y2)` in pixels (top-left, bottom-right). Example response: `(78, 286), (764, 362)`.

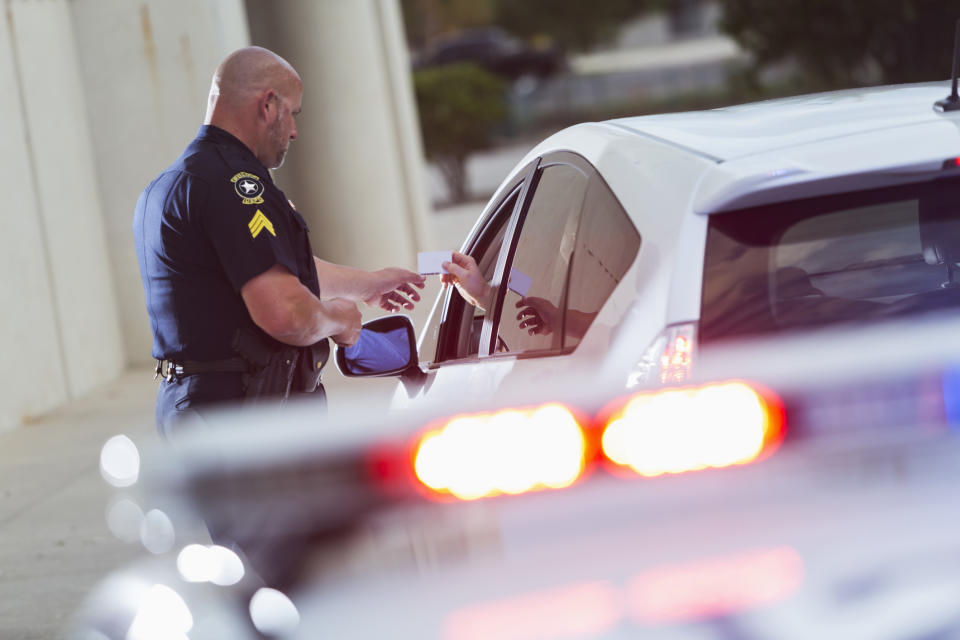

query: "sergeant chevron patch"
(248, 210), (276, 239)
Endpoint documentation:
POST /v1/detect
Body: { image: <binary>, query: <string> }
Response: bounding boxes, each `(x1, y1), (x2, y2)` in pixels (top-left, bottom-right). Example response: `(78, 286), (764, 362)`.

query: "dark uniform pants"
(155, 372), (246, 439)
(155, 372), (328, 439)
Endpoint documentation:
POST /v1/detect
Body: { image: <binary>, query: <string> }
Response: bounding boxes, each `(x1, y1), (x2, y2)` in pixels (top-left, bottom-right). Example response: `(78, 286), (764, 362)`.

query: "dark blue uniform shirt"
(134, 125), (319, 361)
(134, 126), (324, 431)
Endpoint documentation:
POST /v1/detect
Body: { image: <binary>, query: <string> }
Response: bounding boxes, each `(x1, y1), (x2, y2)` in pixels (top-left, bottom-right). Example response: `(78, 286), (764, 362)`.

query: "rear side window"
(563, 173), (641, 349)
(495, 162), (589, 354)
(701, 177), (960, 344)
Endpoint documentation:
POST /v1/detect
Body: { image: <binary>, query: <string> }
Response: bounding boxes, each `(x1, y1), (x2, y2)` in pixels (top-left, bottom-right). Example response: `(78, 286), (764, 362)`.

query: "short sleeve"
(197, 173), (300, 292)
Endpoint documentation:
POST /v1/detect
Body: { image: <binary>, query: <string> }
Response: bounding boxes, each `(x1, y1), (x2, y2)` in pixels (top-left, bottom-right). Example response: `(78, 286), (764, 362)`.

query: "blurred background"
(1, 0), (958, 432)
(2, 1), (960, 637)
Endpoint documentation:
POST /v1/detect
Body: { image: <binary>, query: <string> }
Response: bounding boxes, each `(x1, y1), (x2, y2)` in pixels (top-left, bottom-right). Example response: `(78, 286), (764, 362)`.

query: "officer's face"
(265, 86), (301, 169)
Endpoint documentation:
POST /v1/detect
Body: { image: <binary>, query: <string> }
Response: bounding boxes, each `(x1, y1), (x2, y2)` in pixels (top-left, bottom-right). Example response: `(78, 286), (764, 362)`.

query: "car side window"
(422, 153), (639, 366)
(419, 185), (518, 366)
(493, 160), (589, 355)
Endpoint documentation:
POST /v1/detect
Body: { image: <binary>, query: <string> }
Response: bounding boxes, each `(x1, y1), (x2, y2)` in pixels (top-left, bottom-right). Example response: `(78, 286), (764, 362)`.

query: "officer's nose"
(290, 123), (298, 141)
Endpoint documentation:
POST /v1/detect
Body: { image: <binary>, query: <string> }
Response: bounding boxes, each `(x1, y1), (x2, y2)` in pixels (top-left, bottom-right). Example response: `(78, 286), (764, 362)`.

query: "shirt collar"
(196, 125), (272, 181)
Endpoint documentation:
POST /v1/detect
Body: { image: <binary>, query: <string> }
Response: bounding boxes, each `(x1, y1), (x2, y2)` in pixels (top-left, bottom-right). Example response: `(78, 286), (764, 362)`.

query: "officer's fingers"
(396, 283), (421, 301)
(378, 293), (399, 310)
(396, 272), (426, 288)
(408, 273), (427, 288)
(383, 291), (413, 310)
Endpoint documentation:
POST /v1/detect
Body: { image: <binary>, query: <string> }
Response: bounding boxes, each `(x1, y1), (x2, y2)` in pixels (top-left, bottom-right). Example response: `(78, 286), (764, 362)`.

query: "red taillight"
(413, 404), (587, 500)
(601, 381), (783, 477)
(401, 381), (783, 501)
(629, 324), (697, 389)
(660, 333), (693, 384)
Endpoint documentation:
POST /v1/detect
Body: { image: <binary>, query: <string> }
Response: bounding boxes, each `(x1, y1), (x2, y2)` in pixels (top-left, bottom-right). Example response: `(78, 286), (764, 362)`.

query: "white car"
(339, 80), (960, 408)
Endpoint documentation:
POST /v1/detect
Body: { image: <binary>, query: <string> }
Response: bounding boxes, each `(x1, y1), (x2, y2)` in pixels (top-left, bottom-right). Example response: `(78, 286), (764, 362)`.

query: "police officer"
(133, 46), (425, 438)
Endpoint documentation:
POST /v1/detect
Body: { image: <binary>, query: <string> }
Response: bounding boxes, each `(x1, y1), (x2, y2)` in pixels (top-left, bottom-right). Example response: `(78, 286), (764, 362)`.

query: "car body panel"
(393, 81), (960, 411)
(611, 83), (955, 162)
(693, 119), (960, 213)
(293, 432), (960, 639)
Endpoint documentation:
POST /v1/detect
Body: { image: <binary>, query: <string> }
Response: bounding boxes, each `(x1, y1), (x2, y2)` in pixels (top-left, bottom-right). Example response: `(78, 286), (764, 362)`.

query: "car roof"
(606, 81), (958, 163)
(509, 81), (960, 216)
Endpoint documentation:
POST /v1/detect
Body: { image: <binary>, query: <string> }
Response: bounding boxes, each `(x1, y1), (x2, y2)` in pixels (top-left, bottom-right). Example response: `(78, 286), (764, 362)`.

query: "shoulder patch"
(231, 172), (265, 205)
(248, 210), (276, 239)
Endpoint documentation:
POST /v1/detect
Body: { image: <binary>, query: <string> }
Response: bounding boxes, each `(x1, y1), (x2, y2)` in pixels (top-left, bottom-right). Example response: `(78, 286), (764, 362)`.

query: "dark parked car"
(413, 27), (565, 80)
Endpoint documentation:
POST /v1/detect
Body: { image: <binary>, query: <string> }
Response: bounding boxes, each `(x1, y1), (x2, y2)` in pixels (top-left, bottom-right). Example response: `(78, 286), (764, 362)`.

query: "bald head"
(208, 46), (300, 113)
(205, 46), (303, 169)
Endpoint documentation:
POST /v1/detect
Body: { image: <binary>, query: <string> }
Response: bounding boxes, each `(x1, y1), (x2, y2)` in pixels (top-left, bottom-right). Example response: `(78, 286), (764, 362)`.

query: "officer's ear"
(258, 89), (277, 123)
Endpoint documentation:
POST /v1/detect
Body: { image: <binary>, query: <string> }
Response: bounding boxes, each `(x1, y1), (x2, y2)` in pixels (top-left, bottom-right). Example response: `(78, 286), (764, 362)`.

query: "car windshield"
(700, 176), (960, 344)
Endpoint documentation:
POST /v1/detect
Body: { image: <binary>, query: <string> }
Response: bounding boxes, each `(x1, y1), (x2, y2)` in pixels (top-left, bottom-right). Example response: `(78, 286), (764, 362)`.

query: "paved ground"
(0, 365), (404, 639)
(0, 366), (158, 639)
(0, 196), (483, 640)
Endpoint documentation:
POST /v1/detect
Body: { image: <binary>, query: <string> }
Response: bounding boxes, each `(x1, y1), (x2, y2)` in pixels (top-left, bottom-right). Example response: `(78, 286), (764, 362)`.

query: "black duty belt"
(155, 357), (250, 382)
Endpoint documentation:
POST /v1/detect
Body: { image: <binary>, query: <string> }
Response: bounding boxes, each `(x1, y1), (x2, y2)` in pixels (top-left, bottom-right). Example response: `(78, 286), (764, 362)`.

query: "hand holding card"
(417, 251), (453, 275)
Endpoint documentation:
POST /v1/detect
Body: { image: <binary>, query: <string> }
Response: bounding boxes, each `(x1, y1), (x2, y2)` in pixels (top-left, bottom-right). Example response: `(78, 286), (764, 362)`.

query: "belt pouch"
(292, 339), (330, 393)
(232, 328), (299, 403)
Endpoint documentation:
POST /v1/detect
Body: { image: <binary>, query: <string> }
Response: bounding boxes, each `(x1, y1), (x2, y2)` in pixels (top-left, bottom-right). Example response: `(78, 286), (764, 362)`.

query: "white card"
(507, 267), (532, 296)
(417, 250), (452, 275)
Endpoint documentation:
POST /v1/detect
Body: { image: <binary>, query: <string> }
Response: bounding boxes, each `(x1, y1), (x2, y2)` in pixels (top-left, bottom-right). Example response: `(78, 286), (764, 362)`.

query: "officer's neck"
(205, 115), (266, 166)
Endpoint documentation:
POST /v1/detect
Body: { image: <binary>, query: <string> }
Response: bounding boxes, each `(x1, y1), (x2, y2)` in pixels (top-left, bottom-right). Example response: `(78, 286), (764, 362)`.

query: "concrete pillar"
(1, 0), (124, 432)
(68, 0), (250, 365)
(244, 0), (433, 275)
(0, 2), (69, 429)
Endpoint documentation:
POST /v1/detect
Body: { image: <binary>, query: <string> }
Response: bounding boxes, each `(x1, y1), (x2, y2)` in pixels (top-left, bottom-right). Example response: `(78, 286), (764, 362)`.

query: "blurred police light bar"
(601, 381), (784, 477)
(413, 404), (587, 500)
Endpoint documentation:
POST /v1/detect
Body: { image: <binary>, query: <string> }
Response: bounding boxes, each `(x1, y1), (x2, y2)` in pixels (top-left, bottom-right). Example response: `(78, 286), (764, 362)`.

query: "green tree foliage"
(413, 63), (508, 203)
(719, 0), (959, 88)
(493, 0), (651, 52)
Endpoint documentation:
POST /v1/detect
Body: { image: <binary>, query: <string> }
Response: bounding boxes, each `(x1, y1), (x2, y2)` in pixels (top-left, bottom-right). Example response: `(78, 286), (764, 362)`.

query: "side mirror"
(335, 315), (419, 378)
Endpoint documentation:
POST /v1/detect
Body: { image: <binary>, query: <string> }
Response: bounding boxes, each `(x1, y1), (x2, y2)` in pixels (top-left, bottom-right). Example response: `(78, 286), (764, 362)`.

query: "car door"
(396, 151), (640, 408)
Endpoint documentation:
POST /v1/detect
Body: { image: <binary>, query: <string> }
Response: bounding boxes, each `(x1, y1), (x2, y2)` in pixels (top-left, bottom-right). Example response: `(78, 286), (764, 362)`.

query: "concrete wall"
(69, 0), (250, 366)
(0, 0), (249, 433)
(2, 0), (123, 430)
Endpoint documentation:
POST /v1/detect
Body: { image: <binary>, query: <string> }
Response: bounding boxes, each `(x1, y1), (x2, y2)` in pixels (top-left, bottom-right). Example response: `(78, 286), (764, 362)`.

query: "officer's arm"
(241, 264), (360, 347)
(313, 257), (425, 309)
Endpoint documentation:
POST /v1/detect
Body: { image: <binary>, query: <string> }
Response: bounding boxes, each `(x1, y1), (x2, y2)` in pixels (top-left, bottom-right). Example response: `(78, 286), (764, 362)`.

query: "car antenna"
(935, 18), (960, 112)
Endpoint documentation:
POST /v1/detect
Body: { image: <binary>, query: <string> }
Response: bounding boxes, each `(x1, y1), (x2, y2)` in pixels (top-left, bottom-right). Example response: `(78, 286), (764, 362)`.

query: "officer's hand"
(325, 298), (363, 347)
(365, 268), (426, 313)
